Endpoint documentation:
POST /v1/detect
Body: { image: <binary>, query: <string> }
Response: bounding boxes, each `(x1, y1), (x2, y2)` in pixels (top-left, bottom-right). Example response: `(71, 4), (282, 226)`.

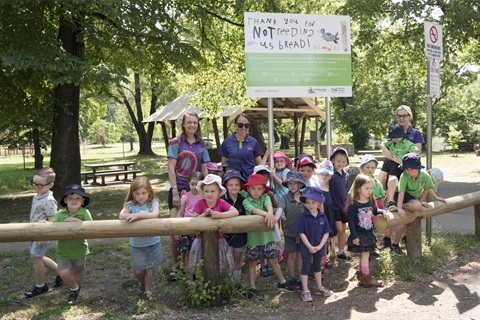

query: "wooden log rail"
(0, 215), (272, 307)
(0, 215), (271, 242)
(374, 191), (480, 262)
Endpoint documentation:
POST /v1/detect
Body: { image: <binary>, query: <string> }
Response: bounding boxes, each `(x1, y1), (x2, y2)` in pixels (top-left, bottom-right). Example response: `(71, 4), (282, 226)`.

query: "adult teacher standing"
(380, 105), (425, 251)
(219, 113), (263, 180)
(166, 111), (209, 281)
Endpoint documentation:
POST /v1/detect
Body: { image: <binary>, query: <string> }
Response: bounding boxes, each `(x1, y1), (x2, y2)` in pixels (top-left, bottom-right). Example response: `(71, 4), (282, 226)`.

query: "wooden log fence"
(1, 191), (479, 306)
(375, 191), (480, 262)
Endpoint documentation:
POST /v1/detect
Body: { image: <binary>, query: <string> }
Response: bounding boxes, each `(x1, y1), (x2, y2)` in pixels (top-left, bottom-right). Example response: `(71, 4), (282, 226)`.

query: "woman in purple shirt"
(219, 113), (263, 180)
(380, 105), (425, 250)
(166, 111), (209, 281)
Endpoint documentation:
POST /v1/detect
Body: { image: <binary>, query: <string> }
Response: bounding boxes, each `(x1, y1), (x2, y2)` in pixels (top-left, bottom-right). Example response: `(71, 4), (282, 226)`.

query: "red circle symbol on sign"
(429, 26), (438, 43)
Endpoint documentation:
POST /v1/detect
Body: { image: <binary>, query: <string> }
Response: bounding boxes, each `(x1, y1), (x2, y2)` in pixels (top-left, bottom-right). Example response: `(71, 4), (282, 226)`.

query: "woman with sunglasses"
(219, 113), (263, 180)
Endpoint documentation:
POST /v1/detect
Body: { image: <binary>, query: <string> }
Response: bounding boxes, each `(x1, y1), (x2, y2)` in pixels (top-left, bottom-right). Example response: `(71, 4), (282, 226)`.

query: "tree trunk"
(122, 73), (156, 156)
(32, 128), (44, 169)
(280, 135), (290, 149)
(50, 12), (84, 198)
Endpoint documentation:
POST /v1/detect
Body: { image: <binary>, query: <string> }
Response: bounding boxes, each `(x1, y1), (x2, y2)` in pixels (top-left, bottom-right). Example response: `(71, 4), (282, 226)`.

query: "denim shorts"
(245, 242), (277, 261)
(58, 256), (86, 272)
(131, 242), (163, 270)
(30, 241), (51, 258)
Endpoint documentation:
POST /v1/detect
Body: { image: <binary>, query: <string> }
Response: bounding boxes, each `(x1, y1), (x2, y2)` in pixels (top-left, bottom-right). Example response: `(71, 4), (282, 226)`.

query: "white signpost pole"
(424, 21), (443, 243)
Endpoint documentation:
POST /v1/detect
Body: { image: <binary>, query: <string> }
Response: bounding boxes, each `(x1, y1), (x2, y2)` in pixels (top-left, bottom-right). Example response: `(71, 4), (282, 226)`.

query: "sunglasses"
(236, 123), (250, 129)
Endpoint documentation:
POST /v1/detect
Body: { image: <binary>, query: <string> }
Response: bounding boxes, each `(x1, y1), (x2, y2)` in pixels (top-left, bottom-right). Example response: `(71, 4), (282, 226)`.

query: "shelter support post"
(475, 204), (480, 238)
(406, 218), (422, 262)
(300, 116), (307, 155)
(211, 119), (221, 149)
(160, 122), (169, 152)
(201, 230), (221, 307)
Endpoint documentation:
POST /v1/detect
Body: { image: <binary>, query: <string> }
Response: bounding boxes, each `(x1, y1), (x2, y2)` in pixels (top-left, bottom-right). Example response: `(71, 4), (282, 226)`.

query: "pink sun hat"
(273, 151), (292, 170)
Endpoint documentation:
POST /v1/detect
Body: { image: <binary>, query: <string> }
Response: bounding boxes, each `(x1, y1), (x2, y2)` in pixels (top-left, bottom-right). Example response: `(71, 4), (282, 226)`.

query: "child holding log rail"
(188, 174), (238, 276)
(119, 176), (163, 299)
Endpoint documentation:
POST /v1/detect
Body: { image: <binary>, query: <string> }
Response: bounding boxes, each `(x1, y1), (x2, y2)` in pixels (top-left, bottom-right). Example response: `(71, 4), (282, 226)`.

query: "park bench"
(94, 169), (142, 186)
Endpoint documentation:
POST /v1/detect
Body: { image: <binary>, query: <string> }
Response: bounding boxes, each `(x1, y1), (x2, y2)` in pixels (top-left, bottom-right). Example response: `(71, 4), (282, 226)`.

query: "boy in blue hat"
(53, 184), (93, 304)
(390, 153), (446, 253)
(378, 124), (418, 211)
(296, 186), (332, 302)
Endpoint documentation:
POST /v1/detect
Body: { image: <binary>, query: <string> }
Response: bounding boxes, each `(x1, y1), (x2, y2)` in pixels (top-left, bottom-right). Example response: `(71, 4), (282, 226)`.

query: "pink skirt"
(188, 237), (234, 275)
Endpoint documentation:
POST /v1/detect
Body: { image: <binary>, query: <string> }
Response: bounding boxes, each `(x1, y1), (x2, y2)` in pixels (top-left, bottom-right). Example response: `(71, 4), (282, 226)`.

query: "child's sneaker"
(247, 288), (257, 299)
(301, 290), (313, 302)
(277, 281), (296, 292)
(401, 235), (407, 247)
(260, 265), (269, 277)
(387, 201), (397, 212)
(378, 236), (392, 250)
(391, 244), (404, 255)
(314, 286), (332, 297)
(266, 264), (273, 276)
(53, 275), (63, 288)
(67, 286), (81, 304)
(24, 284), (48, 298)
(337, 252), (352, 260)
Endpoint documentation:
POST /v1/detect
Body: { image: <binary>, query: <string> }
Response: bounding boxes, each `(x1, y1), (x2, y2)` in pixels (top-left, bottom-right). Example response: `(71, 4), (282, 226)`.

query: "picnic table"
(82, 161), (141, 186)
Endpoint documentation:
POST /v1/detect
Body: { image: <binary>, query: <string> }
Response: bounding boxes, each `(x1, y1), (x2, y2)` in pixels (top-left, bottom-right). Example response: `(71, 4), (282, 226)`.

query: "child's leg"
(32, 256), (47, 285)
(287, 251), (297, 278)
(386, 176), (399, 203)
(377, 170), (388, 190)
(300, 255), (310, 291)
(233, 250), (243, 271)
(312, 252), (323, 289)
(359, 252), (370, 275)
(403, 199), (423, 211)
(134, 269), (146, 289)
(42, 256), (59, 275)
(268, 257), (285, 283)
(393, 225), (407, 246)
(336, 221), (347, 254)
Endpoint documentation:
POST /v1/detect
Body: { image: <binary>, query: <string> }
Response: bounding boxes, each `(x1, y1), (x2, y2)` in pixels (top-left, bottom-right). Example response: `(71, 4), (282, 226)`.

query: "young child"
(119, 177), (163, 299)
(277, 171), (306, 288)
(329, 147), (350, 260)
(206, 162), (221, 175)
(297, 155), (320, 187)
(24, 168), (62, 298)
(176, 172), (204, 267)
(269, 150), (292, 203)
(188, 174), (237, 276)
(347, 174), (391, 287)
(316, 160), (337, 271)
(54, 184), (93, 304)
(378, 124), (418, 210)
(390, 153), (447, 253)
(296, 186), (332, 302)
(242, 174), (295, 298)
(221, 170), (248, 284)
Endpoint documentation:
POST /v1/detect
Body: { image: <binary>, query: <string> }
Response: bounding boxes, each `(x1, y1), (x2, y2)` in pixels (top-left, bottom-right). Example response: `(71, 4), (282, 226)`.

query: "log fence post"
(475, 204), (480, 238)
(406, 218), (422, 262)
(201, 230), (221, 307)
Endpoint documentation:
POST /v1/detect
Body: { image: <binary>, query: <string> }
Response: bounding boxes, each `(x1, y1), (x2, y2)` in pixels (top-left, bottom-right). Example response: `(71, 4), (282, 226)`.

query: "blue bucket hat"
(386, 124), (406, 139)
(282, 171), (305, 189)
(300, 186), (325, 204)
(330, 147), (350, 165)
(60, 184), (90, 207)
(360, 154), (378, 168)
(223, 170), (246, 185)
(399, 153), (424, 170)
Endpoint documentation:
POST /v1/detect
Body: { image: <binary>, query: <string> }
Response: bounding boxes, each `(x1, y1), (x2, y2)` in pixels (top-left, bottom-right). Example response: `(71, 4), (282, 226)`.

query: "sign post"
(424, 21), (443, 244)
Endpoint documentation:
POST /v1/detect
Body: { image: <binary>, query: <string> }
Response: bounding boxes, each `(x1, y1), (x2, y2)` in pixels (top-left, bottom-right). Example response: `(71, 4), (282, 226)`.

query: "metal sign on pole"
(424, 21), (443, 244)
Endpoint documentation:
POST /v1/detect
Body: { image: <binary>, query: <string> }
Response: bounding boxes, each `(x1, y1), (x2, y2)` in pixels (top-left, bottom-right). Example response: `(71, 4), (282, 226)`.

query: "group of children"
(24, 125), (447, 304)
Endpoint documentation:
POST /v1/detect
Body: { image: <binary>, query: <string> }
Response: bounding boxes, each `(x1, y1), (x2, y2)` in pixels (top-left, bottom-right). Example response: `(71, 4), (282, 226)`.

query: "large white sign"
(244, 12), (352, 98)
(424, 22), (443, 60)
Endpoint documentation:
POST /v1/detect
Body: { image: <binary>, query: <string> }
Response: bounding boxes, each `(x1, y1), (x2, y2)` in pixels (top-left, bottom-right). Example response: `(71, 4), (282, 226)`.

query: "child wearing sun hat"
(296, 186), (332, 302)
(242, 174), (296, 298)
